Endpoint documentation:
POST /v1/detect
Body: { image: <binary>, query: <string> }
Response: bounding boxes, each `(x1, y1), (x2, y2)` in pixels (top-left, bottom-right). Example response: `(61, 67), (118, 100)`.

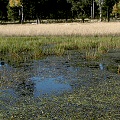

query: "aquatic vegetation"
(85, 51), (101, 60)
(0, 36), (120, 63)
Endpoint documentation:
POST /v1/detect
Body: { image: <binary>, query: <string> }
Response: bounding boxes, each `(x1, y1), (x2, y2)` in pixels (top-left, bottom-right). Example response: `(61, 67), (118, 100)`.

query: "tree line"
(0, 0), (120, 23)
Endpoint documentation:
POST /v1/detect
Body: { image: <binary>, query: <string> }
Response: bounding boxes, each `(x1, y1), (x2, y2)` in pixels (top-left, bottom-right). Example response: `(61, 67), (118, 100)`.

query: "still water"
(1, 56), (76, 98)
(0, 50), (120, 98)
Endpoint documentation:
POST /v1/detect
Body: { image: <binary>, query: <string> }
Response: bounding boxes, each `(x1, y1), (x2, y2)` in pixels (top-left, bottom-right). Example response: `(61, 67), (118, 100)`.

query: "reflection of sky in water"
(99, 63), (104, 70)
(1, 55), (119, 98)
(0, 58), (108, 98)
(0, 63), (8, 70)
(29, 57), (79, 97)
(30, 76), (71, 97)
(0, 59), (73, 97)
(0, 89), (16, 97)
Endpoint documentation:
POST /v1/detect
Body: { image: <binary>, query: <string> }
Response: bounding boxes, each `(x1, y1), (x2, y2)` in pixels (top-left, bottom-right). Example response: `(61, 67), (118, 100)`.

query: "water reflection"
(99, 63), (104, 70)
(0, 58), (73, 98)
(30, 76), (71, 97)
(29, 57), (75, 97)
(0, 61), (8, 71)
(0, 54), (119, 98)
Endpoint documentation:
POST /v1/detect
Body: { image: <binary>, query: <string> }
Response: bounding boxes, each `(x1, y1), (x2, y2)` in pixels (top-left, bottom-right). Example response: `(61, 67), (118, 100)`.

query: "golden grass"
(0, 22), (120, 36)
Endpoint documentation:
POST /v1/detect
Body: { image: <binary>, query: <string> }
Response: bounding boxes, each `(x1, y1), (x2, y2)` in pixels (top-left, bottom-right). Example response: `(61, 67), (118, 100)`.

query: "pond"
(0, 50), (120, 98)
(0, 54), (77, 98)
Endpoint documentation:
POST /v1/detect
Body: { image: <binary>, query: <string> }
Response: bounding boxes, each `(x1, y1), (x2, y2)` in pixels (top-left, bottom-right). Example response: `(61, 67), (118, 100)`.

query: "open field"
(0, 22), (120, 36)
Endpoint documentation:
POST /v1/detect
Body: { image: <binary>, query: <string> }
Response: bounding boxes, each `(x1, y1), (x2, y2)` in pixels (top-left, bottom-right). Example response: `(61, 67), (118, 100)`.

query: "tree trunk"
(91, 0), (95, 19)
(99, 4), (102, 21)
(91, 2), (93, 19)
(99, 0), (103, 22)
(21, 5), (24, 24)
(82, 18), (84, 23)
(93, 0), (95, 19)
(107, 7), (110, 22)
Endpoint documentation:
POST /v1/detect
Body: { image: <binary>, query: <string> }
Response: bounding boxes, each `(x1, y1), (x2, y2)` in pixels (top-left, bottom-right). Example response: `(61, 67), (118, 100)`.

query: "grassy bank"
(0, 36), (120, 64)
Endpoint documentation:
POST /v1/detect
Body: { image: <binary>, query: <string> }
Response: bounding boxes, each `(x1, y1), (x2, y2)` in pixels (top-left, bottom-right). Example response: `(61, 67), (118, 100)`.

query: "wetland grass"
(0, 36), (120, 63)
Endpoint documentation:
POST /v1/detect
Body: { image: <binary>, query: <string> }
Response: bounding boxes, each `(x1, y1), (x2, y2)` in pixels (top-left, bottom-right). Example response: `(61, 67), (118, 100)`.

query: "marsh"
(0, 42), (120, 119)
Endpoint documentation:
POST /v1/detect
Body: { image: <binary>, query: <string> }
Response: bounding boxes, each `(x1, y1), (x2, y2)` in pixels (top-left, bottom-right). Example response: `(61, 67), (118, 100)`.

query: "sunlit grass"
(0, 36), (120, 63)
(0, 22), (120, 36)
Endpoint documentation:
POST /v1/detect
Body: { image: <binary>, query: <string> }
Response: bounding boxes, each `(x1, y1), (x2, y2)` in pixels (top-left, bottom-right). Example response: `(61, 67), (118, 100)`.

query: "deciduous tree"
(112, 1), (120, 18)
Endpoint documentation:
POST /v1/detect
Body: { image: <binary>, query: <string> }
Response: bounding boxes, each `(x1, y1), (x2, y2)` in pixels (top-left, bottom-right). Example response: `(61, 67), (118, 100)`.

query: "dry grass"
(0, 22), (120, 36)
